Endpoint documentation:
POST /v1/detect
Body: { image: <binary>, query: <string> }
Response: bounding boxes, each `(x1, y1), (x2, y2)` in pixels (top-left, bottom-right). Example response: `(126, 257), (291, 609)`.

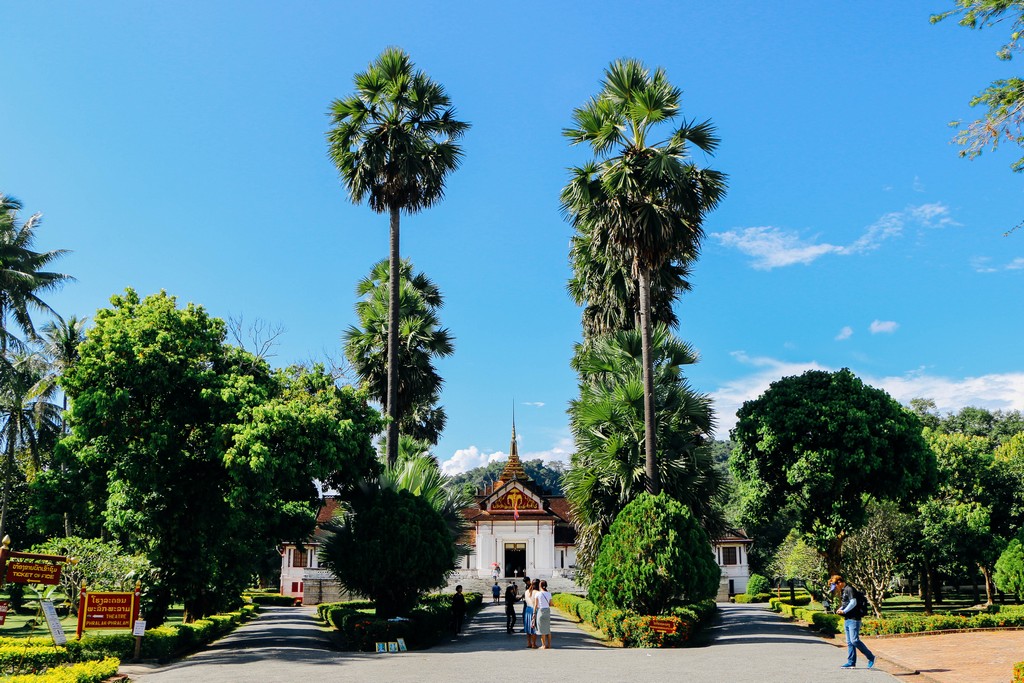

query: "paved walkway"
(863, 629), (1024, 683)
(119, 603), (901, 683)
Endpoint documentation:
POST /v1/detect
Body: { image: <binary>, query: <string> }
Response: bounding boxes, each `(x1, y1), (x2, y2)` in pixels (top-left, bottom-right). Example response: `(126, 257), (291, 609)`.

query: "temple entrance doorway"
(504, 543), (526, 577)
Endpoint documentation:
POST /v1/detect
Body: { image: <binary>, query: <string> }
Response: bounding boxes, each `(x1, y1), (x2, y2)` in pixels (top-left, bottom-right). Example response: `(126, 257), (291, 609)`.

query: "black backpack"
(846, 587), (868, 619)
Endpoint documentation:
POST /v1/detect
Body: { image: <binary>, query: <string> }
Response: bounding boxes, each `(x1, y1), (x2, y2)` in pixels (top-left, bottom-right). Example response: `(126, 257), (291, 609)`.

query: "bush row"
(732, 592), (773, 603)
(1013, 661), (1023, 683)
(767, 601), (842, 635)
(861, 610), (1024, 636)
(246, 593), (298, 607)
(4, 657), (119, 683)
(319, 593), (483, 651)
(551, 593), (716, 647)
(768, 595), (812, 608)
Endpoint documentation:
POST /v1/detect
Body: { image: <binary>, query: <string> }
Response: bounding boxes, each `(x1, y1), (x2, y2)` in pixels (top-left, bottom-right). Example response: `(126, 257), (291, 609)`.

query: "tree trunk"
(636, 267), (659, 495)
(824, 535), (845, 577)
(386, 205), (401, 467)
(922, 561), (933, 615)
(0, 436), (13, 541)
(980, 564), (994, 607)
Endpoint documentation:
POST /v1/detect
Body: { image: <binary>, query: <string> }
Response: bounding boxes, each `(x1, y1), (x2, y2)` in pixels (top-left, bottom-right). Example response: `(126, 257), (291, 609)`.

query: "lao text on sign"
(83, 592), (135, 629)
(5, 560), (61, 585)
(649, 618), (677, 634)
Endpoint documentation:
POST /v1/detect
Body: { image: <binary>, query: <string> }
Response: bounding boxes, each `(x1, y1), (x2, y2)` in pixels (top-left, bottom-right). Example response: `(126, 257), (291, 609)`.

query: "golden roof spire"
(498, 411), (528, 483)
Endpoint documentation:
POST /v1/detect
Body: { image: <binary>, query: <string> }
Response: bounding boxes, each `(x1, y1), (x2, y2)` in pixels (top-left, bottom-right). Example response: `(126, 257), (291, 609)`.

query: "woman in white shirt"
(523, 579), (537, 648)
(535, 579), (553, 649)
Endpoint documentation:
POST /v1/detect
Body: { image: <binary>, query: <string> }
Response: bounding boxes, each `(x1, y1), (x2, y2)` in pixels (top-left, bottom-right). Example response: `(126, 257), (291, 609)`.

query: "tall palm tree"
(0, 195), (73, 353)
(568, 228), (693, 340)
(41, 315), (88, 423)
(564, 325), (726, 583)
(327, 48), (469, 466)
(0, 351), (63, 539)
(561, 60), (726, 493)
(344, 259), (454, 445)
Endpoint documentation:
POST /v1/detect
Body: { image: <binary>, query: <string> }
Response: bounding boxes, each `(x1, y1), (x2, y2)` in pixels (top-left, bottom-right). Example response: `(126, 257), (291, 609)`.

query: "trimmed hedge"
(551, 593), (715, 647)
(319, 592), (483, 651)
(5, 657), (119, 683)
(1013, 661), (1023, 683)
(733, 592), (773, 603)
(861, 610), (1024, 636)
(247, 593), (298, 607)
(768, 595), (812, 609)
(767, 601), (842, 634)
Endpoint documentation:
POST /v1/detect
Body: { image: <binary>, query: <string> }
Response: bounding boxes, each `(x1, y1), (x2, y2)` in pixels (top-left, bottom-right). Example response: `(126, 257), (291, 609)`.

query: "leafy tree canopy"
(58, 289), (381, 622)
(730, 368), (936, 574)
(320, 486), (455, 618)
(588, 491), (720, 613)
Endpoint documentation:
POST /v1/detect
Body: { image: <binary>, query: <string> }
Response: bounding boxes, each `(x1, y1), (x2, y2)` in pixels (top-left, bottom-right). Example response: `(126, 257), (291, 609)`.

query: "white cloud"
(710, 354), (1024, 439)
(835, 326), (853, 341)
(869, 320), (899, 334)
(977, 256), (1024, 272)
(440, 446), (505, 476)
(520, 437), (575, 465)
(871, 370), (1024, 416)
(913, 176), (925, 193)
(713, 203), (954, 270)
(711, 226), (842, 270)
(522, 401), (545, 408)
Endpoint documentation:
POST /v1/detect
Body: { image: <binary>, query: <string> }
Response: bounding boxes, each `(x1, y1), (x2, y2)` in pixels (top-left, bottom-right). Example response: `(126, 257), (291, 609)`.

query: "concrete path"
(119, 603), (900, 683)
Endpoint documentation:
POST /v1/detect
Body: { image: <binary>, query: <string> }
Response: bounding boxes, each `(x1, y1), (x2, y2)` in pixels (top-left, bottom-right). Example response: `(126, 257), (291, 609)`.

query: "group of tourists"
(499, 576), (552, 648)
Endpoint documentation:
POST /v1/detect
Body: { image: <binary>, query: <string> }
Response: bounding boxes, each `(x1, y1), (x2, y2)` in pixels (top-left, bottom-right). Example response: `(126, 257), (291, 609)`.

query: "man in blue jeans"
(829, 574), (875, 669)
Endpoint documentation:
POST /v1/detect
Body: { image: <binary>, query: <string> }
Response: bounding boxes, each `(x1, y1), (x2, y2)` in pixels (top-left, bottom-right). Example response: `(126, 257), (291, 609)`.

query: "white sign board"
(40, 600), (67, 645)
(133, 619), (146, 636)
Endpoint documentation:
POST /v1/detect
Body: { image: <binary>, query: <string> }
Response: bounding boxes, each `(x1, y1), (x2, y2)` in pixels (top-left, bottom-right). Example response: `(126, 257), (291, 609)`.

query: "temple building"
(279, 421), (751, 602)
(456, 422), (577, 578)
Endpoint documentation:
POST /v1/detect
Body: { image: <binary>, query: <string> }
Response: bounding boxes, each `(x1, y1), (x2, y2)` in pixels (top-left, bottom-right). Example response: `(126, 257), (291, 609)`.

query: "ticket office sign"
(83, 592), (136, 629)
(5, 560), (61, 585)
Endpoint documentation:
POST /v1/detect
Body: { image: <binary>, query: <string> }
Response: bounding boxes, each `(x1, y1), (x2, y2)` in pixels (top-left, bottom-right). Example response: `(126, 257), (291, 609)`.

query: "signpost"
(76, 580), (142, 641)
(40, 600), (68, 645)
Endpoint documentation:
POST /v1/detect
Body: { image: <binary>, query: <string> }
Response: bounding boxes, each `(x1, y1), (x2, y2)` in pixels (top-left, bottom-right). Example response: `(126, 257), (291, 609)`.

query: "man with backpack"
(829, 574), (876, 669)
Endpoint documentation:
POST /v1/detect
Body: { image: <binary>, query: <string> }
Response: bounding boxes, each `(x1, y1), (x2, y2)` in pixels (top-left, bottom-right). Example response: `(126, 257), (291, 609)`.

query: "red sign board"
(0, 600), (9, 626)
(5, 560), (61, 585)
(83, 592), (136, 629)
(649, 618), (678, 634)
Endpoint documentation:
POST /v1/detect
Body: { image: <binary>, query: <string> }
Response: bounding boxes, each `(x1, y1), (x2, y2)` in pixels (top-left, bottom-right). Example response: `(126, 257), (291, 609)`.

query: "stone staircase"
(444, 573), (583, 596)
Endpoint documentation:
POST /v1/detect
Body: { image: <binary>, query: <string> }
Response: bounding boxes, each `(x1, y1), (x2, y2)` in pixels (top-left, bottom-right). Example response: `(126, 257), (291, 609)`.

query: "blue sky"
(2, 2), (1021, 475)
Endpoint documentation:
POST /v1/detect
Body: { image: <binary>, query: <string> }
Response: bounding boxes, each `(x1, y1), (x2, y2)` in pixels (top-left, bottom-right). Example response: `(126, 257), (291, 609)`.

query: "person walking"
(535, 579), (553, 649)
(829, 574), (875, 669)
(504, 581), (518, 634)
(452, 585), (467, 636)
(521, 576), (530, 632)
(492, 581), (501, 604)
(523, 579), (538, 648)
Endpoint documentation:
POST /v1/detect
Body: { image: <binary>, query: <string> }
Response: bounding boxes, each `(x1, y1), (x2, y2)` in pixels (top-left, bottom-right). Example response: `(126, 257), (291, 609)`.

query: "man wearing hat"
(829, 574), (875, 669)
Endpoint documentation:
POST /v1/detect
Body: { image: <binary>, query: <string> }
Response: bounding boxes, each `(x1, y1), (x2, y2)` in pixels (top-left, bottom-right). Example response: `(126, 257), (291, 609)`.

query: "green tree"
(771, 530), (826, 593)
(381, 454), (472, 557)
(0, 195), (72, 353)
(31, 536), (150, 614)
(919, 430), (1018, 605)
(994, 531), (1024, 599)
(0, 351), (62, 540)
(588, 492), (720, 613)
(564, 325), (726, 583)
(561, 59), (726, 493)
(60, 290), (381, 622)
(841, 499), (916, 618)
(730, 369), (936, 576)
(344, 259), (453, 445)
(320, 486), (455, 618)
(932, 2), (1024, 232)
(327, 48), (469, 466)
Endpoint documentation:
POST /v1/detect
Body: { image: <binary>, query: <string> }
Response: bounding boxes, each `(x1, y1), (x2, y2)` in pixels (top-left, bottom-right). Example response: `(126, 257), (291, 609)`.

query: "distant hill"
(450, 458), (567, 496)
